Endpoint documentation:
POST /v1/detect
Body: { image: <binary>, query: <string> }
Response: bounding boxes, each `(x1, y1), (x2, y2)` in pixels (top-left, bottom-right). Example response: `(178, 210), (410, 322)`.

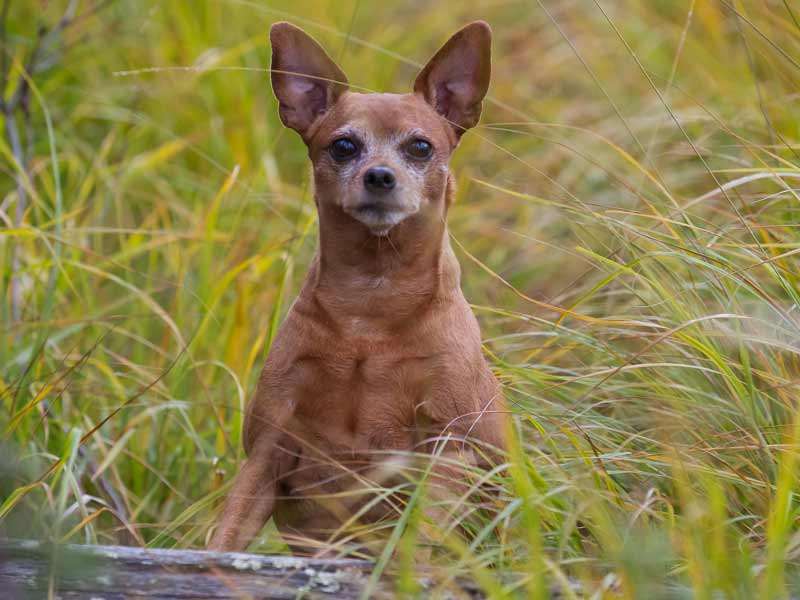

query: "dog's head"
(269, 21), (491, 237)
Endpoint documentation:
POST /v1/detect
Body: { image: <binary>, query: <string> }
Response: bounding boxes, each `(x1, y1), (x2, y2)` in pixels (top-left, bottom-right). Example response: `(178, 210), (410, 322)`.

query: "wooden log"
(0, 539), (489, 599)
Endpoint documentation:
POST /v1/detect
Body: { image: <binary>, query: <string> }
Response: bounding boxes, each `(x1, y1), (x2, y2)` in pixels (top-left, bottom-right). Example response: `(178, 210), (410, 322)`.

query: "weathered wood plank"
(0, 539), (379, 599)
(0, 539), (488, 599)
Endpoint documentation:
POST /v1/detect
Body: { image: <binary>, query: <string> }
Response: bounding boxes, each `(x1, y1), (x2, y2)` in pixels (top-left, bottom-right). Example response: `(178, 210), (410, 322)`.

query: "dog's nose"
(363, 166), (396, 194)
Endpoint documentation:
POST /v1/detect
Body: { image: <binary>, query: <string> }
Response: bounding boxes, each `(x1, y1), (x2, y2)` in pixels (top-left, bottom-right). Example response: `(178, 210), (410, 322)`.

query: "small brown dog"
(210, 20), (507, 555)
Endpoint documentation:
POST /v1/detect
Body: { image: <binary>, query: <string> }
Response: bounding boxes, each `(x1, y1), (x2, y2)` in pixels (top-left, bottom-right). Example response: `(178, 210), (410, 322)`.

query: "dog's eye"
(405, 138), (433, 160)
(330, 137), (359, 161)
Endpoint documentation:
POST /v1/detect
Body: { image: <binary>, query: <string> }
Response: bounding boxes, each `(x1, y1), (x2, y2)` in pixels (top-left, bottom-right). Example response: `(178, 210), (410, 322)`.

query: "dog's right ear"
(270, 22), (348, 142)
(413, 21), (491, 138)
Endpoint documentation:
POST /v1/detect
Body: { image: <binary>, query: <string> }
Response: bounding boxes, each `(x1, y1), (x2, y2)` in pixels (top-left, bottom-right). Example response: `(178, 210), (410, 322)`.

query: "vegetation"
(2, 1), (799, 597)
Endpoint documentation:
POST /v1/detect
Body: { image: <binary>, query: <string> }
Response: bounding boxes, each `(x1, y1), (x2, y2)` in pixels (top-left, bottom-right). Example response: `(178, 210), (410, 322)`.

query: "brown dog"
(209, 20), (507, 555)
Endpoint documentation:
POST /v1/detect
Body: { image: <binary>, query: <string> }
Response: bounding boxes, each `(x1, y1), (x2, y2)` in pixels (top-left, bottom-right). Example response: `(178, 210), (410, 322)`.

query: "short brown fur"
(210, 20), (507, 555)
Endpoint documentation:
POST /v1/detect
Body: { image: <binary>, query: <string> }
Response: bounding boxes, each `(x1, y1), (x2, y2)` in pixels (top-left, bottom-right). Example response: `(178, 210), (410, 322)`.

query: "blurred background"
(2, 1), (799, 597)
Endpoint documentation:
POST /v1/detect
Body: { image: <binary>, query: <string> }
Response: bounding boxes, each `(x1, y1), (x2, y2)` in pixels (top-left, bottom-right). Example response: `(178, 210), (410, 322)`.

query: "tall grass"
(2, 0), (799, 597)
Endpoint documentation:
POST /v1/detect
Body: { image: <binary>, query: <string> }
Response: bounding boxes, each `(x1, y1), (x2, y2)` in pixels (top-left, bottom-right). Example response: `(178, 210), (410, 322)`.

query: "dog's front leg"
(418, 442), (480, 546)
(208, 433), (284, 552)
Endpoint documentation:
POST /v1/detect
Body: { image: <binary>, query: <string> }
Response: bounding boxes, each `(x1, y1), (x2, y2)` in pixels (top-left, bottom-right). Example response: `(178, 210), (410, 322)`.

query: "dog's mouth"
(346, 201), (414, 236)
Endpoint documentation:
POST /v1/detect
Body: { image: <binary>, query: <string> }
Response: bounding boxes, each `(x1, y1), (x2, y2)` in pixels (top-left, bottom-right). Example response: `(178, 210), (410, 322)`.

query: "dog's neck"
(304, 190), (462, 326)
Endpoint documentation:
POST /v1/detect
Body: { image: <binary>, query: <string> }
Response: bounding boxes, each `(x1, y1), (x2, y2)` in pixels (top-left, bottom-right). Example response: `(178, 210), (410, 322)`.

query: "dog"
(209, 20), (507, 556)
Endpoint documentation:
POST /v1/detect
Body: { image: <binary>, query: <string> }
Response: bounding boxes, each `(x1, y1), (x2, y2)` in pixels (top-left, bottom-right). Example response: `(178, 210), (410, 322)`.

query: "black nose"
(363, 166), (396, 194)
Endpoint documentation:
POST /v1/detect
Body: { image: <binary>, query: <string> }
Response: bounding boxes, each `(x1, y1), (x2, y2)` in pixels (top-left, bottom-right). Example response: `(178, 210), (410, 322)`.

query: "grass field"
(2, 1), (800, 597)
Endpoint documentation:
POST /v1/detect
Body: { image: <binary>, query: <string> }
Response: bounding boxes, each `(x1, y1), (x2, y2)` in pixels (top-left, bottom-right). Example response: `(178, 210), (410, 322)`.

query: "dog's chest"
(288, 350), (435, 446)
(275, 350), (438, 519)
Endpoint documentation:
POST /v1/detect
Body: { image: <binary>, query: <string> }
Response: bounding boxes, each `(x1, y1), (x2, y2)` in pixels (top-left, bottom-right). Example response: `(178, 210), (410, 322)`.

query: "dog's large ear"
(270, 22), (348, 141)
(413, 21), (491, 138)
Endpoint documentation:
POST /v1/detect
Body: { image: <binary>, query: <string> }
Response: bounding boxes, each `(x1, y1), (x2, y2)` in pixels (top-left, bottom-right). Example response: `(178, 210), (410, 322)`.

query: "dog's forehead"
(321, 92), (452, 142)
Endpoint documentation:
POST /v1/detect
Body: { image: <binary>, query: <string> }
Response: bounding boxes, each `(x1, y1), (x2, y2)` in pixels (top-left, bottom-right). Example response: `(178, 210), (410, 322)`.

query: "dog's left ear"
(413, 21), (491, 138)
(270, 22), (349, 142)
